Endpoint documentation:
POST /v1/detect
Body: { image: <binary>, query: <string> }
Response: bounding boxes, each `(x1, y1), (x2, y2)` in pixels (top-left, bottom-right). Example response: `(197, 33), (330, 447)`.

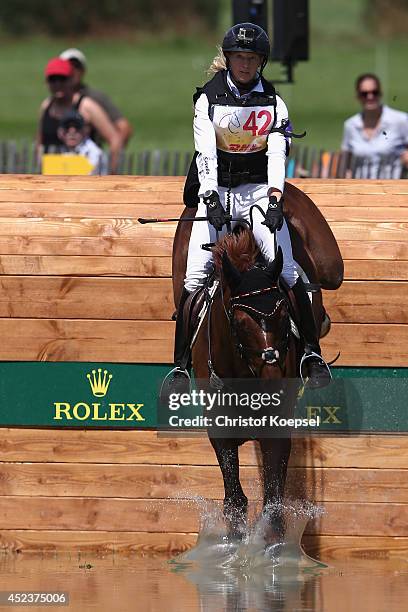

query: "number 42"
(243, 110), (272, 136)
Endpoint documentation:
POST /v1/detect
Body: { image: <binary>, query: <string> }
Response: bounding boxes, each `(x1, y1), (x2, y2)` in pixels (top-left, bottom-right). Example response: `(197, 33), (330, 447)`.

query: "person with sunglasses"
(341, 73), (408, 178)
(37, 57), (122, 172)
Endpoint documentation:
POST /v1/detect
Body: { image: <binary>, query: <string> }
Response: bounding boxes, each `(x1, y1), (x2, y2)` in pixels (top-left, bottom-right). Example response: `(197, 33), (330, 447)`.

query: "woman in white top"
(162, 23), (331, 397)
(341, 73), (408, 178)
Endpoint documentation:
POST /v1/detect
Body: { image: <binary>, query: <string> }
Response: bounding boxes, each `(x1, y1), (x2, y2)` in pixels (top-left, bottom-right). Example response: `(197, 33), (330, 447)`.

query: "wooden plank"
(0, 530), (406, 559)
(343, 260), (408, 281)
(320, 207), (408, 221)
(0, 496), (406, 535)
(0, 319), (174, 362)
(0, 463), (406, 503)
(0, 194), (407, 212)
(321, 323), (408, 366)
(0, 190), (184, 205)
(299, 194), (408, 208)
(0, 235), (405, 260)
(338, 240), (408, 260)
(1, 176), (406, 193)
(4, 255), (406, 282)
(331, 221), (408, 242)
(322, 281), (408, 324)
(0, 429), (407, 468)
(0, 530), (197, 554)
(0, 235), (174, 256)
(0, 277), (175, 320)
(0, 319), (405, 364)
(289, 179), (408, 195)
(0, 202), (183, 217)
(0, 257), (405, 282)
(0, 175), (185, 190)
(0, 255), (172, 277)
(0, 217), (176, 238)
(0, 278), (405, 323)
(1, 218), (406, 241)
(0, 191), (184, 205)
(302, 535), (408, 561)
(0, 220), (407, 260)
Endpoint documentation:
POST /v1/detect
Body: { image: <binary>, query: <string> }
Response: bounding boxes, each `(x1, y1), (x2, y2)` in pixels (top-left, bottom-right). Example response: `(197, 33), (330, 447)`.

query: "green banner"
(0, 363), (407, 433)
(0, 363), (169, 428)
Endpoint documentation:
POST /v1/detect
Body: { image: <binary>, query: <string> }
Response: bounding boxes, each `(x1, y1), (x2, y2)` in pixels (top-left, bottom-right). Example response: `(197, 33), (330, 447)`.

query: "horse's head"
(214, 229), (291, 378)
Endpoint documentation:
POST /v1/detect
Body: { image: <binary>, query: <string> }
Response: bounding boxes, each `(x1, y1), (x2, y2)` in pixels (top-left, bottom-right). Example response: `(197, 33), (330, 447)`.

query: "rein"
(204, 209), (290, 385)
(206, 277), (291, 386)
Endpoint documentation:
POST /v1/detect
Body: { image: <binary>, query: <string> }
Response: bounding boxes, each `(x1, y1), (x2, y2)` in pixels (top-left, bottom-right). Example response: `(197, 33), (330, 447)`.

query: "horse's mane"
(213, 227), (259, 272)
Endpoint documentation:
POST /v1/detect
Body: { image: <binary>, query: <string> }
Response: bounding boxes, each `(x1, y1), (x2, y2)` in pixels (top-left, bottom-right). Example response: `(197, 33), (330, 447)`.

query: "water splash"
(171, 496), (326, 572)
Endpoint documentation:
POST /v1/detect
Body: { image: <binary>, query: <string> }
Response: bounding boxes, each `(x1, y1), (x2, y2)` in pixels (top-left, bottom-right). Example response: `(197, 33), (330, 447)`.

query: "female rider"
(164, 23), (330, 396)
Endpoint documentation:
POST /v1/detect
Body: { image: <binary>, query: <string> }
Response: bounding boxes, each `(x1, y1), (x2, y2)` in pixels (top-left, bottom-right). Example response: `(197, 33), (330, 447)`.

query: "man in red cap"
(60, 48), (133, 146)
(38, 57), (122, 172)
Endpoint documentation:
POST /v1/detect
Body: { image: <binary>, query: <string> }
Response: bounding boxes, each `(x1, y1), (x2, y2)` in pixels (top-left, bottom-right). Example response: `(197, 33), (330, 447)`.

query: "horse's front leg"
(259, 437), (291, 541)
(209, 437), (248, 538)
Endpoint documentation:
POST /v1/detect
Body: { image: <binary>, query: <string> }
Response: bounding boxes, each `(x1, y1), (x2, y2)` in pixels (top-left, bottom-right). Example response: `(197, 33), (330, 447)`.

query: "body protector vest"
(184, 70), (291, 207)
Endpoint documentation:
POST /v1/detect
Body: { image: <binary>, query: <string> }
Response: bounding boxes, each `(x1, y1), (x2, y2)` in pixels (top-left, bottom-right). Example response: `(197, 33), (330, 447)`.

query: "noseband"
(228, 284), (290, 374)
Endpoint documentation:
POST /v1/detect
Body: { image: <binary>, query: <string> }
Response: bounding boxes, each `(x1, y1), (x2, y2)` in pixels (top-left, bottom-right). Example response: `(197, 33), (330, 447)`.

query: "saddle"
(175, 263), (331, 363)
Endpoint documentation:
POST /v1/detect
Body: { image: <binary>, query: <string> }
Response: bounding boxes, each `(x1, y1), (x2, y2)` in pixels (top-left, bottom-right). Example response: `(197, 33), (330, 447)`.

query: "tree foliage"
(0, 0), (219, 35)
(365, 0), (408, 36)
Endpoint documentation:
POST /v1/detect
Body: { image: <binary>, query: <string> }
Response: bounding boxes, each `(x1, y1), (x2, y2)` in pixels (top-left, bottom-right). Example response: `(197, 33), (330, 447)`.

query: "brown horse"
(171, 182), (343, 538)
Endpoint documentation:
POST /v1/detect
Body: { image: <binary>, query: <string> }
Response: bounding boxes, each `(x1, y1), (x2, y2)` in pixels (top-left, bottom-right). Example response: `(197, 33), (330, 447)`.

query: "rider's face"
(227, 52), (263, 85)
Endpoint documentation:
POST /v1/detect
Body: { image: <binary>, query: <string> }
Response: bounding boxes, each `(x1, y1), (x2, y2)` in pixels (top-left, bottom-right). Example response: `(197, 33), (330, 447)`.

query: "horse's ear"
(265, 246), (283, 282)
(222, 251), (242, 290)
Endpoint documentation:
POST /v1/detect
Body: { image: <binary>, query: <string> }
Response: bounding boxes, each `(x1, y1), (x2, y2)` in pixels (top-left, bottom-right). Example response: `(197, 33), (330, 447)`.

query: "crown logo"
(87, 369), (112, 397)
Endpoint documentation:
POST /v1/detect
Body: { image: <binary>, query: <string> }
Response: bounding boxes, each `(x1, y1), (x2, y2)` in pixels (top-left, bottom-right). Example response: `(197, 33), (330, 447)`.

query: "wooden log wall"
(0, 175), (407, 560)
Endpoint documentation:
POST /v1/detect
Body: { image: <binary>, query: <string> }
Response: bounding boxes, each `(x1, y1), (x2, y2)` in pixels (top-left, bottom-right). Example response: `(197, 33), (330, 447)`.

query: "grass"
(0, 0), (406, 154)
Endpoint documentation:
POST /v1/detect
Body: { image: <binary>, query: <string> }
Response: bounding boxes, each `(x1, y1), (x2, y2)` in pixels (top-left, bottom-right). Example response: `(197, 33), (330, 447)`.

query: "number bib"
(212, 105), (275, 154)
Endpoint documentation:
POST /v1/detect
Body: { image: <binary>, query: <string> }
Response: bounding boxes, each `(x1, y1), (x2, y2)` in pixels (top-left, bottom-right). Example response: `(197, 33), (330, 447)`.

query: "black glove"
(262, 196), (284, 233)
(203, 190), (227, 232)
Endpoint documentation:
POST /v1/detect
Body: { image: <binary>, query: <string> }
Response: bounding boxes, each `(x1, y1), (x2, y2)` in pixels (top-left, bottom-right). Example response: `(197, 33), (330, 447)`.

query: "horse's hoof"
(226, 530), (245, 543)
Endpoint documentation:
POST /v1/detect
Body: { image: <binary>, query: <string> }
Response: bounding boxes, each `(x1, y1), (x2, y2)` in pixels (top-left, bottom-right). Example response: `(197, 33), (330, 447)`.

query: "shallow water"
(0, 554), (407, 611)
(0, 496), (405, 610)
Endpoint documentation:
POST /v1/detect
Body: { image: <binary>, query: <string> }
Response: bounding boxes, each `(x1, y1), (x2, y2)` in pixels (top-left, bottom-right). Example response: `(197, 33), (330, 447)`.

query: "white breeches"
(184, 183), (299, 293)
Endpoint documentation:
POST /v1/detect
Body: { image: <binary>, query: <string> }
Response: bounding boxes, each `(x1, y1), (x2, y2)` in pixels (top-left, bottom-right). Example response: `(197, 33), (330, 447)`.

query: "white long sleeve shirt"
(194, 71), (289, 195)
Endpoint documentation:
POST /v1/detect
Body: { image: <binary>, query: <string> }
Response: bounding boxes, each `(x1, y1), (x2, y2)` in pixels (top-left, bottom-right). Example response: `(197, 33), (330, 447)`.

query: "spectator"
(57, 110), (108, 175)
(341, 73), (408, 178)
(59, 48), (133, 145)
(37, 57), (122, 172)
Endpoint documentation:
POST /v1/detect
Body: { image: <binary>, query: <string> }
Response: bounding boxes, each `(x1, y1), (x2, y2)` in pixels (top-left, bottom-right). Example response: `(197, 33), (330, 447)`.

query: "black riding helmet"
(222, 23), (270, 72)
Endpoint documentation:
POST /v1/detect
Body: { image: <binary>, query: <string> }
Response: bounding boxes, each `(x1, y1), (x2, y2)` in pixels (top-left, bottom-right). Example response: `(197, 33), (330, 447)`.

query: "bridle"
(228, 283), (291, 376)
(204, 213), (291, 385)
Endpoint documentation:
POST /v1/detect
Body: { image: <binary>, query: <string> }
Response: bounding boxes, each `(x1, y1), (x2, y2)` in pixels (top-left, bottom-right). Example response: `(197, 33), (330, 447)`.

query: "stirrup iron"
(299, 351), (332, 386)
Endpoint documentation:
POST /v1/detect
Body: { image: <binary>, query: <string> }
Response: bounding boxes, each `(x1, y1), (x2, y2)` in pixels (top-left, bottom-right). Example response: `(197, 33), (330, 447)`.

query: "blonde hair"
(207, 46), (227, 75)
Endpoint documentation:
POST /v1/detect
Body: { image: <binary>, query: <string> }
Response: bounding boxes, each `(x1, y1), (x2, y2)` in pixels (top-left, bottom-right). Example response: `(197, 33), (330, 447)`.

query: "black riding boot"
(159, 288), (192, 403)
(291, 278), (331, 389)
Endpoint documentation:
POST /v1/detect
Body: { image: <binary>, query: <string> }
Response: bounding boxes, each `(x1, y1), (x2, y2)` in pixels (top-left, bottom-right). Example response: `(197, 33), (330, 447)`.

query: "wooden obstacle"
(0, 175), (407, 560)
